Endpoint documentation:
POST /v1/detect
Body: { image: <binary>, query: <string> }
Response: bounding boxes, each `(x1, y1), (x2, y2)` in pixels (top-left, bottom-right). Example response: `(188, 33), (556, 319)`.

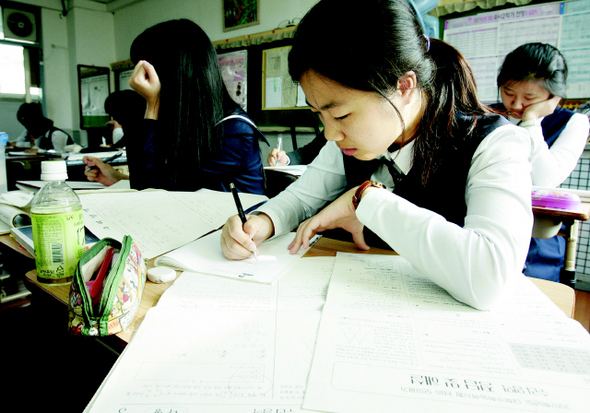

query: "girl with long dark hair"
(84, 19), (267, 193)
(221, 0), (533, 310)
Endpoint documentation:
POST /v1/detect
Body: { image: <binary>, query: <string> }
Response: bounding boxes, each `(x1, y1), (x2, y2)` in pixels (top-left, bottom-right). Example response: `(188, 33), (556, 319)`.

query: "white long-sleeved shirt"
(257, 123), (533, 310)
(13, 128), (70, 152)
(511, 112), (589, 187)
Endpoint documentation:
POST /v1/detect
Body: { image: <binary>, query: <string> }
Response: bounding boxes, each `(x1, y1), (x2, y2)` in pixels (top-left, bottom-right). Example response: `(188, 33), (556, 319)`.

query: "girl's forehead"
(503, 79), (547, 94)
(300, 71), (372, 109)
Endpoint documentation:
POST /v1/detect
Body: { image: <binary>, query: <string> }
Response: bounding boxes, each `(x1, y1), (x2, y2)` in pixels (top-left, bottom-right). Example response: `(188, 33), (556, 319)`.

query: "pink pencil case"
(532, 190), (581, 210)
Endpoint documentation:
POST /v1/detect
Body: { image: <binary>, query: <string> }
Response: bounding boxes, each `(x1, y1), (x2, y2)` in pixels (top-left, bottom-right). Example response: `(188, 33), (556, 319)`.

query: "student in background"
(496, 43), (589, 188)
(84, 19), (268, 193)
(221, 0), (533, 311)
(104, 89), (146, 149)
(496, 42), (590, 282)
(8, 102), (73, 152)
(267, 132), (326, 166)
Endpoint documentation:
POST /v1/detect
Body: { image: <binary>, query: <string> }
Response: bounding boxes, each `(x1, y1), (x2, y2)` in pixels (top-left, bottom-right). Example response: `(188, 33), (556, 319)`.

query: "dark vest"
(490, 103), (574, 148)
(341, 113), (510, 248)
(39, 126), (74, 150)
(541, 106), (575, 148)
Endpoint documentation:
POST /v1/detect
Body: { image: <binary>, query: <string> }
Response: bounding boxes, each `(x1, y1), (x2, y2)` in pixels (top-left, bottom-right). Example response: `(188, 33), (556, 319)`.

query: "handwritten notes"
(79, 189), (268, 259)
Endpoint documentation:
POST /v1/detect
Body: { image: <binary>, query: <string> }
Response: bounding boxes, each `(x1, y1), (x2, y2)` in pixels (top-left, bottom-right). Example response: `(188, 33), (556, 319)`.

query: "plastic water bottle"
(31, 160), (85, 285)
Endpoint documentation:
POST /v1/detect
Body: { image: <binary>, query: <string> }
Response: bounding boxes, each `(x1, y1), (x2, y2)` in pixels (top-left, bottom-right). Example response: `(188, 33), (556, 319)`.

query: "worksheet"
(155, 230), (319, 284)
(84, 257), (334, 413)
(303, 253), (590, 413)
(79, 189), (268, 259)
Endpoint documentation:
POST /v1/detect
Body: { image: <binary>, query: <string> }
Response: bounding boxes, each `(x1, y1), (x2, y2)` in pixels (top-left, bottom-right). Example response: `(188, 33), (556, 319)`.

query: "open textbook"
(85, 253), (590, 412)
(0, 191), (33, 235)
(79, 189), (268, 259)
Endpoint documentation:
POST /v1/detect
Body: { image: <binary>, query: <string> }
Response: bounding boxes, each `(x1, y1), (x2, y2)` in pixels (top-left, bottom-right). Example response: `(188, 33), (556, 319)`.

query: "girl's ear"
(397, 71), (418, 103)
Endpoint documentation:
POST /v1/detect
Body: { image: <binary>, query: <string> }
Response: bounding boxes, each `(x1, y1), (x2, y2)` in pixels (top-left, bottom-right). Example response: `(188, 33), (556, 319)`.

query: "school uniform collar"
(378, 139), (414, 175)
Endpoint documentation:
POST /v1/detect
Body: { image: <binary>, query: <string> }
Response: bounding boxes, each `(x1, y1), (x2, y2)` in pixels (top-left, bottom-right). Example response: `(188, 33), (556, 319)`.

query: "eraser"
(147, 266), (177, 283)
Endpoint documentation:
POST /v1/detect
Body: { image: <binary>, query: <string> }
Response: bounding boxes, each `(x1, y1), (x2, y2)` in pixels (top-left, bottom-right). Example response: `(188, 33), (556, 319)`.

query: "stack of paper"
(85, 253), (590, 412)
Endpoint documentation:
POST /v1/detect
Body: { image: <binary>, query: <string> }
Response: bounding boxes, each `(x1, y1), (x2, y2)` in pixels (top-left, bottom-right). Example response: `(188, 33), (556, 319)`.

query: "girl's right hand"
(267, 148), (289, 166)
(129, 60), (161, 120)
(220, 213), (275, 260)
(83, 156), (128, 186)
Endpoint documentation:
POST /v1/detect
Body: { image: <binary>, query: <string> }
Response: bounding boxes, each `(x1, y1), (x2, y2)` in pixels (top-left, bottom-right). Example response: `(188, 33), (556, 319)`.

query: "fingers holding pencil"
(83, 155), (128, 186)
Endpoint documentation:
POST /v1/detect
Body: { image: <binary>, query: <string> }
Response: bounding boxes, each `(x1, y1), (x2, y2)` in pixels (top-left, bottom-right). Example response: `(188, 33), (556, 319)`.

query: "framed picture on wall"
(223, 0), (259, 32)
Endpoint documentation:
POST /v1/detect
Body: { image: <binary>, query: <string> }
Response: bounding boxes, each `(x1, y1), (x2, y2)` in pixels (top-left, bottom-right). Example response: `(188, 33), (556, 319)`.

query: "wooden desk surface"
(533, 201), (590, 221)
(22, 236), (578, 347)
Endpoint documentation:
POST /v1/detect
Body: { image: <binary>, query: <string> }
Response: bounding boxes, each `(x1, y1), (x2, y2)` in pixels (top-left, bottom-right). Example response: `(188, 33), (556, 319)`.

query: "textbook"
(0, 191), (33, 235)
(11, 225), (100, 257)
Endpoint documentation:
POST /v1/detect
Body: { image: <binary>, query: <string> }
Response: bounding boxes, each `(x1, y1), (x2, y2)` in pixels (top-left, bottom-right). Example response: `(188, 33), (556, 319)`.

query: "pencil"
(229, 181), (258, 262)
(275, 136), (282, 165)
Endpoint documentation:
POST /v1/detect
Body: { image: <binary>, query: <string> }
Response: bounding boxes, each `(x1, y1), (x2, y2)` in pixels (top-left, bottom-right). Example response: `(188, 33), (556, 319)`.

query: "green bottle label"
(31, 209), (85, 284)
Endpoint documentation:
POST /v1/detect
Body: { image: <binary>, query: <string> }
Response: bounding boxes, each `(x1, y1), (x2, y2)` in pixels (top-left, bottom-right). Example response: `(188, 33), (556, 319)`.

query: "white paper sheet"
(79, 189), (268, 259)
(84, 257), (335, 413)
(155, 231), (319, 284)
(303, 253), (590, 413)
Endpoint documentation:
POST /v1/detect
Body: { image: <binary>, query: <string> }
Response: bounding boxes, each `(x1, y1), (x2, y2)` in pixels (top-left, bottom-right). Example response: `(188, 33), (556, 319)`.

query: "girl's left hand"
(288, 187), (370, 254)
(522, 95), (562, 121)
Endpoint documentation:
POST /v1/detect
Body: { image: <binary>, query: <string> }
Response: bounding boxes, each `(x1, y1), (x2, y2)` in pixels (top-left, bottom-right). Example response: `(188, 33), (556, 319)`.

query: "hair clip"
(424, 34), (431, 52)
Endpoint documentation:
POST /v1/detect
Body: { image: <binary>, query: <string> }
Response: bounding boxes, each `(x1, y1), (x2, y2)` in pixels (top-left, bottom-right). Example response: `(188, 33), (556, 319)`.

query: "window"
(0, 43), (41, 98)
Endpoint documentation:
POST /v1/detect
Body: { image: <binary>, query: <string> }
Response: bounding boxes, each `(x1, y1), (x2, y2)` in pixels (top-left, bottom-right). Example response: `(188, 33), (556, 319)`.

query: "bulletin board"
(213, 27), (320, 130)
(218, 50), (248, 110)
(443, 0), (590, 103)
(261, 46), (307, 110)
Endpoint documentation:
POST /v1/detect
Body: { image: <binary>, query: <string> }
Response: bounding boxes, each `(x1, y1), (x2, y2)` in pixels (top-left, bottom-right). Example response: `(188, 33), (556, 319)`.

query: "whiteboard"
(443, 0), (590, 103)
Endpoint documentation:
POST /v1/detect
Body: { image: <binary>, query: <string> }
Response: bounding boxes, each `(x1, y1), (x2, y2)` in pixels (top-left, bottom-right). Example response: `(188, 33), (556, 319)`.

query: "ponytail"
(415, 38), (490, 184)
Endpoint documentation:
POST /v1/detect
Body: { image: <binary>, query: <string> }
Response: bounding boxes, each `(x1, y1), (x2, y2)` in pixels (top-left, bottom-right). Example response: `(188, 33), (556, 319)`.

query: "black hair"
(104, 90), (146, 126)
(17, 102), (52, 135)
(17, 102), (44, 125)
(497, 42), (568, 98)
(130, 19), (239, 190)
(288, 0), (489, 185)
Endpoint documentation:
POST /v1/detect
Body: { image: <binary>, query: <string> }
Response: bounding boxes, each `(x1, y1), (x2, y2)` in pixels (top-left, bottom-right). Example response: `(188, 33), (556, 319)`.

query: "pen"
(229, 181), (258, 262)
(85, 152), (123, 172)
(275, 135), (282, 165)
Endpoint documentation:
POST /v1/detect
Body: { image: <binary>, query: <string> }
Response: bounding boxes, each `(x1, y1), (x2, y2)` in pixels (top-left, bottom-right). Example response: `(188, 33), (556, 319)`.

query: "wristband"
(353, 180), (385, 210)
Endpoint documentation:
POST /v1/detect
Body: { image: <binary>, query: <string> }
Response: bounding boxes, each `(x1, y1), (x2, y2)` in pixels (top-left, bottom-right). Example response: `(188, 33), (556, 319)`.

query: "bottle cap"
(41, 160), (68, 181)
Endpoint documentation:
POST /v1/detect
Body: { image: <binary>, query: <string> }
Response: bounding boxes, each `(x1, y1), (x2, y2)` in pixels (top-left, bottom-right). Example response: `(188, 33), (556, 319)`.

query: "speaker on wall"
(2, 8), (38, 43)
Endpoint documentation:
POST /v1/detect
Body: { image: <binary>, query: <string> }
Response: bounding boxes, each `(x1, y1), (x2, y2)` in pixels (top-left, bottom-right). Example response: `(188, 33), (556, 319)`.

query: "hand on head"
(129, 60), (161, 119)
(267, 148), (289, 166)
(521, 95), (562, 122)
(106, 119), (122, 130)
(83, 156), (128, 186)
(220, 213), (274, 260)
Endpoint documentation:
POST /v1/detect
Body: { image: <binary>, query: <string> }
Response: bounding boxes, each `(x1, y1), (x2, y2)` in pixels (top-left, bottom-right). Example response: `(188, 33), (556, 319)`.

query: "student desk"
(20, 236), (582, 352)
(532, 201), (590, 288)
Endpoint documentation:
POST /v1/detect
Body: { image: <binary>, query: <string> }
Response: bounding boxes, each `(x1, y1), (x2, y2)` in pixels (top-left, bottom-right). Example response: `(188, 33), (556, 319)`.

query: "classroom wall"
(5, 0), (318, 149)
(112, 0), (318, 61)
